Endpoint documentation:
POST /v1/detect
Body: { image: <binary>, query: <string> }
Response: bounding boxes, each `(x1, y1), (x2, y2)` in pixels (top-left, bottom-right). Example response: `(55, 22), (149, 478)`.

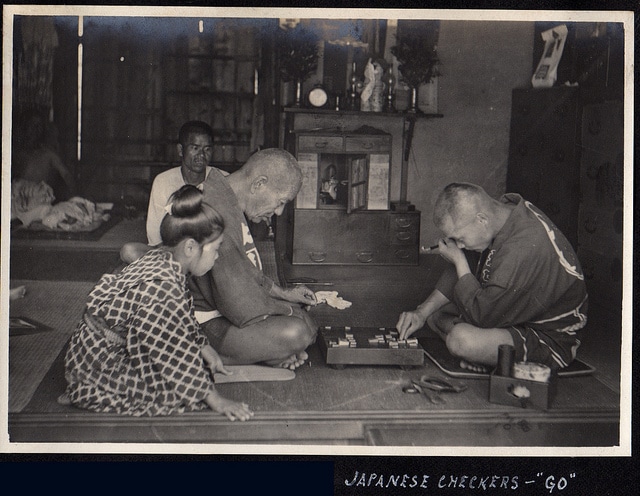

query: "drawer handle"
(314, 141), (329, 149)
(356, 251), (374, 263)
(308, 252), (326, 263)
(588, 119), (602, 136)
(396, 231), (413, 241)
(395, 217), (413, 228)
(584, 217), (597, 234)
(362, 142), (373, 149)
(394, 249), (411, 259)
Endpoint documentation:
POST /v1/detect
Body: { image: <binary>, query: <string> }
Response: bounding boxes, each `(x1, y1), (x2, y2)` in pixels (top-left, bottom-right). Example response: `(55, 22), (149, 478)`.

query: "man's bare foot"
(275, 351), (309, 370)
(459, 359), (489, 373)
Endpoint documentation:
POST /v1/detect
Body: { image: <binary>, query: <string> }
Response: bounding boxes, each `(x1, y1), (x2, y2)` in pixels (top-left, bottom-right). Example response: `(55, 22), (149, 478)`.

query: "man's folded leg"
(200, 308), (317, 370)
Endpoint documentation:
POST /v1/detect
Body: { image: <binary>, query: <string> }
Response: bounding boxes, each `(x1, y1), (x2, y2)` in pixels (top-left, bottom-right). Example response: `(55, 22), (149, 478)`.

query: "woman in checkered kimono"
(60, 185), (253, 420)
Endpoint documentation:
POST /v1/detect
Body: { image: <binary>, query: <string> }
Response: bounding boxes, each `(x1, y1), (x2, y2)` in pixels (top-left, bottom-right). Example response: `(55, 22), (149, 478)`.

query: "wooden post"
(392, 115), (415, 212)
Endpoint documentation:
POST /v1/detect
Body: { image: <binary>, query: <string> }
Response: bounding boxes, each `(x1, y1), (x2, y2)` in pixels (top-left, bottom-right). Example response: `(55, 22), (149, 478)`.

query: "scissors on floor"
(402, 375), (468, 404)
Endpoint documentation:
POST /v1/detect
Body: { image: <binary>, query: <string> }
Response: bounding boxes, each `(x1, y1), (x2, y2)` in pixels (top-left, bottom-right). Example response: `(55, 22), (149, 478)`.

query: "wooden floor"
(5, 217), (625, 450)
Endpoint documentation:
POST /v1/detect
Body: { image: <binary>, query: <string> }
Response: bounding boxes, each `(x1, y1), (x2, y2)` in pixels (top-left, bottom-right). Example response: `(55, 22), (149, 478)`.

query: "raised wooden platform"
(6, 219), (625, 449)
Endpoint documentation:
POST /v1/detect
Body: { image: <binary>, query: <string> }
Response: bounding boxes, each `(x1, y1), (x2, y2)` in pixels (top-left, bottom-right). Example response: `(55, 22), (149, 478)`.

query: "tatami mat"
(8, 279), (95, 412)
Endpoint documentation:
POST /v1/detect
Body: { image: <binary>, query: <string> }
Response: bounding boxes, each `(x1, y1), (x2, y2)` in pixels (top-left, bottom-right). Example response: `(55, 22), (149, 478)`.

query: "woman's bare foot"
(275, 351), (309, 370)
(459, 359), (489, 373)
(10, 286), (26, 301)
(57, 392), (72, 405)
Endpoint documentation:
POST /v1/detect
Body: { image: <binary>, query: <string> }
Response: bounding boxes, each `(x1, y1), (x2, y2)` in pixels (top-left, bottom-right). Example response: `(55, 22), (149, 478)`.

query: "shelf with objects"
(274, 19), (443, 266)
(161, 23), (260, 174)
(278, 108), (442, 266)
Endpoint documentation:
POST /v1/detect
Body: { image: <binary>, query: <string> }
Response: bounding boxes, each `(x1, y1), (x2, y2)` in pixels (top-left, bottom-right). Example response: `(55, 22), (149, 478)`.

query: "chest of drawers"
(290, 209), (420, 265)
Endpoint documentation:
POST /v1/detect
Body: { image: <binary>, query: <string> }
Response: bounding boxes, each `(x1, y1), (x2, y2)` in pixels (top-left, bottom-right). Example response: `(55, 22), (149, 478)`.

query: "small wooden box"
(489, 372), (556, 410)
(318, 326), (424, 368)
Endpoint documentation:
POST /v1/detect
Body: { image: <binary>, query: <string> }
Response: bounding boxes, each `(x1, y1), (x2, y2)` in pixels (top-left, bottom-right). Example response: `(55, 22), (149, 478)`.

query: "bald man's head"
(433, 182), (493, 229)
(242, 148), (302, 197)
(232, 148), (303, 224)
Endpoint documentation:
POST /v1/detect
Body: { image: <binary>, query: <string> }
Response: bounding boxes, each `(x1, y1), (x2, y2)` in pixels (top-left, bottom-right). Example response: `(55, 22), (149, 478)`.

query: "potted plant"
(390, 32), (439, 113)
(276, 25), (320, 107)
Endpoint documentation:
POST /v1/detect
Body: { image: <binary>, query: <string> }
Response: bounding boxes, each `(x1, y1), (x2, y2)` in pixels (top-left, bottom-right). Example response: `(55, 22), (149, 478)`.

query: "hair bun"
(168, 185), (203, 217)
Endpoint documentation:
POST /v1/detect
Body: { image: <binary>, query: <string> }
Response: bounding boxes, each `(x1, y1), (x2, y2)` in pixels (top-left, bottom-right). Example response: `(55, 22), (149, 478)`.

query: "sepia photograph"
(1, 5), (633, 460)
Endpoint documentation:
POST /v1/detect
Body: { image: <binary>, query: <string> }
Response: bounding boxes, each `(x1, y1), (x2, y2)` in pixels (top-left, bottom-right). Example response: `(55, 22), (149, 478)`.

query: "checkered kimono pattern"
(63, 249), (214, 416)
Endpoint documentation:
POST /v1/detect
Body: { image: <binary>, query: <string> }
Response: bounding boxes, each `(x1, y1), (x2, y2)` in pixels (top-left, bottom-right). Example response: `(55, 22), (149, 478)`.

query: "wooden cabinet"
(290, 209), (420, 265)
(279, 110), (422, 266)
(577, 101), (624, 308)
(506, 87), (582, 249)
(507, 89), (624, 308)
